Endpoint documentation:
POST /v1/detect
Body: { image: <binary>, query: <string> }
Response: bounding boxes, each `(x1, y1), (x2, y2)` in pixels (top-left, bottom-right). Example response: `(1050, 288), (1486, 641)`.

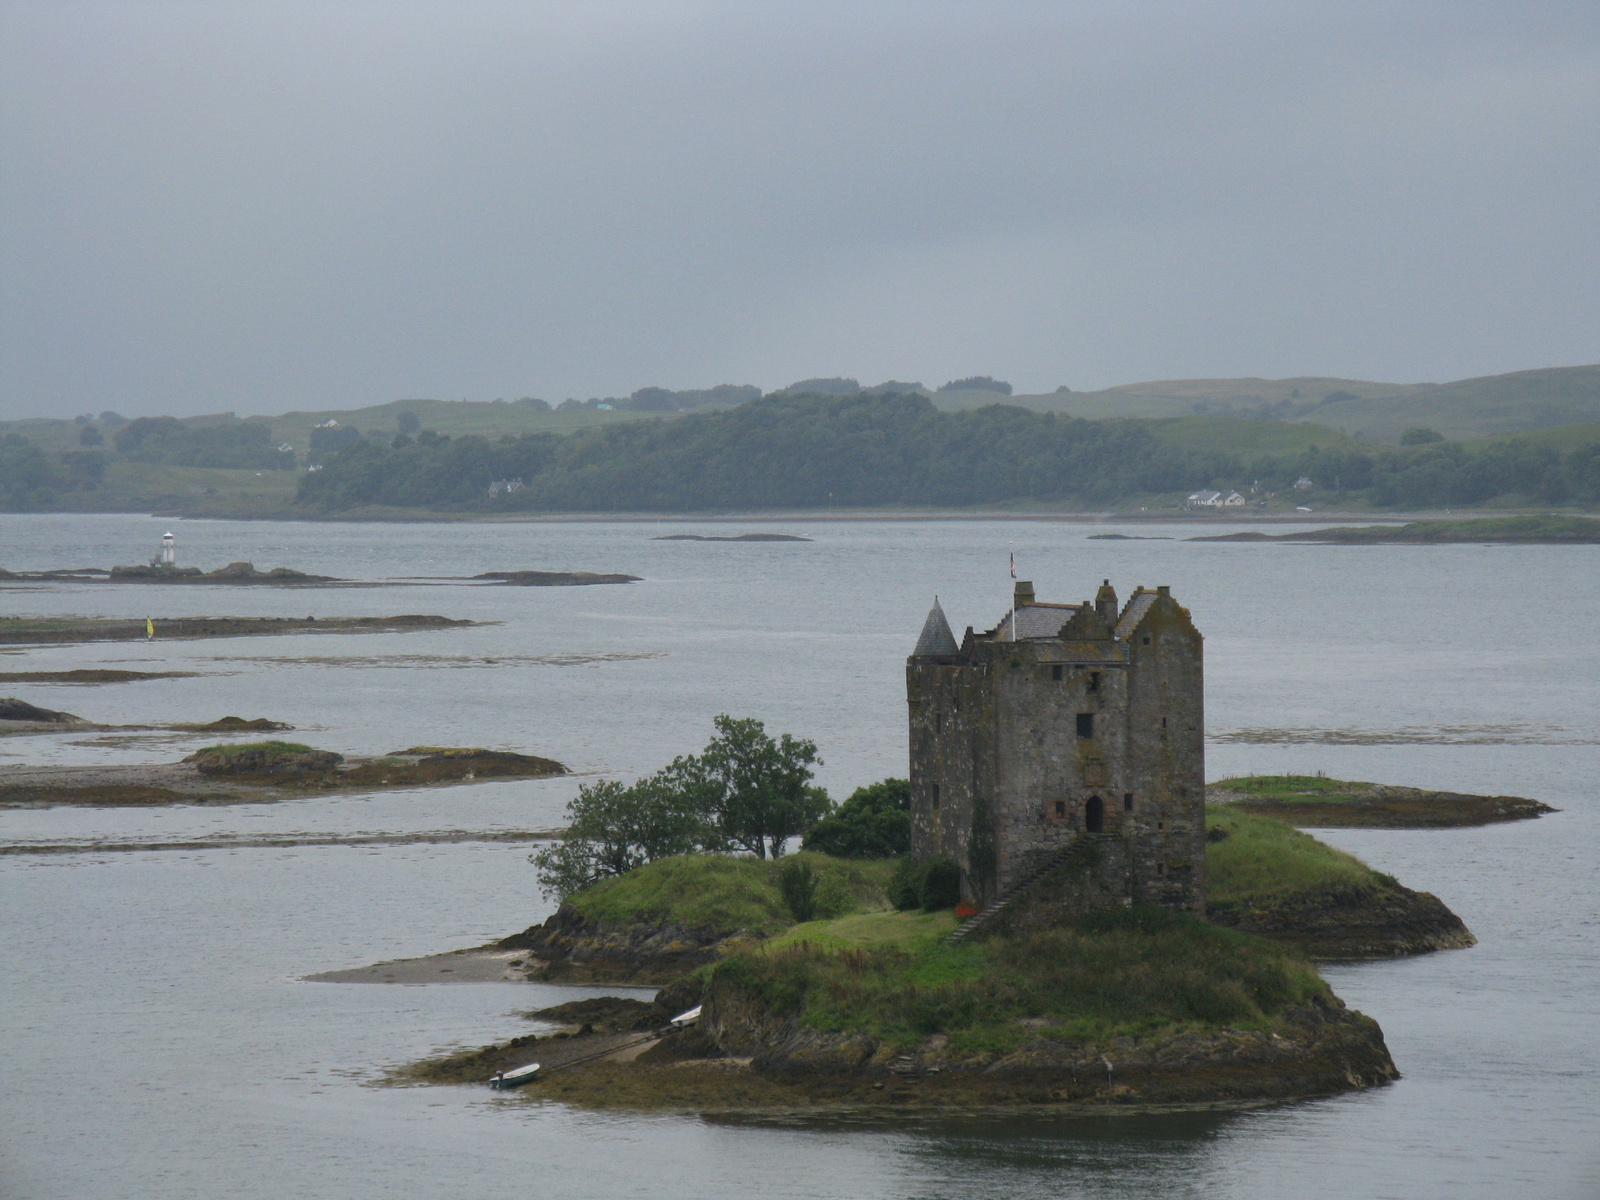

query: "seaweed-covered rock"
(186, 743), (344, 777)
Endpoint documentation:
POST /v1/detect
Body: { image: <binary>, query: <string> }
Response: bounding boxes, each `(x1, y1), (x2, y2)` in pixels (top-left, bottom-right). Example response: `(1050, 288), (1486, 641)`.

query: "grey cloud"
(2, 1), (1596, 417)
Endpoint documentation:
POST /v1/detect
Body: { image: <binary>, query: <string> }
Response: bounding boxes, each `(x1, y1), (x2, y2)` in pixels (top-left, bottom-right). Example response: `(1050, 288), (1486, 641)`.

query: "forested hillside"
(293, 392), (1600, 514)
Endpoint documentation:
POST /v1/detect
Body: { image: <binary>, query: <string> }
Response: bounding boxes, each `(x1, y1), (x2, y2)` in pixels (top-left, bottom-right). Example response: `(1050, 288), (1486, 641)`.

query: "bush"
(919, 856), (961, 911)
(801, 778), (909, 858)
(779, 859), (819, 923)
(888, 857), (922, 911)
(886, 854), (962, 912)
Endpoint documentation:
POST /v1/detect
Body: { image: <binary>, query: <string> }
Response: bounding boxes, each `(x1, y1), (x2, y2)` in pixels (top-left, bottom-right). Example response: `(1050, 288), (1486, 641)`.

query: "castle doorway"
(1085, 795), (1104, 833)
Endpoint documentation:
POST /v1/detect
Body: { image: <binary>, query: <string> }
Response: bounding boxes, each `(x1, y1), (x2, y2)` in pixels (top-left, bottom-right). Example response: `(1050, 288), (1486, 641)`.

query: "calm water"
(1, 514), (1597, 1199)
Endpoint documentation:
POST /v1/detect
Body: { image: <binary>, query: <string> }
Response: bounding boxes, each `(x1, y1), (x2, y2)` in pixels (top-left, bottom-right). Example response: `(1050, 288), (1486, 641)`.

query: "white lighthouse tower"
(158, 532), (176, 568)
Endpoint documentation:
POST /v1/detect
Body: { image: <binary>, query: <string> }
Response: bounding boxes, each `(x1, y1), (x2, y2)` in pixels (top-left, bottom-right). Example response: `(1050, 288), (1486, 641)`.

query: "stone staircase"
(945, 836), (1086, 944)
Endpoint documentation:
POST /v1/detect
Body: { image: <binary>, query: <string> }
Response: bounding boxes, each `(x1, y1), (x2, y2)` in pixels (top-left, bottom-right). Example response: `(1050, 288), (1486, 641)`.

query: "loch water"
(1, 513), (1596, 1200)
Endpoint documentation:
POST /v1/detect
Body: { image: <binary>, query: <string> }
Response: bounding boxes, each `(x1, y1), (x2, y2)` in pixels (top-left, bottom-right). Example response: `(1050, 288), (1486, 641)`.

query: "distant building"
(1294, 476), (1314, 491)
(488, 478), (526, 497)
(907, 579), (1206, 916)
(1221, 491), (1246, 506)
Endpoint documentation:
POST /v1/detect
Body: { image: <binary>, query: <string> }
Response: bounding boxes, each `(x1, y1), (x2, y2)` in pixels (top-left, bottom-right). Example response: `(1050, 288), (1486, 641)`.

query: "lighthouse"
(159, 532), (176, 568)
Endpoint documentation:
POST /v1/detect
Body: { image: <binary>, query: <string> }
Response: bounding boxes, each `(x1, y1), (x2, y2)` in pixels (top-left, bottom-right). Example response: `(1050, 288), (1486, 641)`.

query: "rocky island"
(390, 834), (1410, 1112)
(1209, 774), (1555, 827)
(0, 742), (567, 808)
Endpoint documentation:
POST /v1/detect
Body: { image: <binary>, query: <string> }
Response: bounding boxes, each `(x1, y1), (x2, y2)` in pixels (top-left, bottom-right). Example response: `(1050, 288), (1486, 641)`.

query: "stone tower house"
(907, 579), (1206, 914)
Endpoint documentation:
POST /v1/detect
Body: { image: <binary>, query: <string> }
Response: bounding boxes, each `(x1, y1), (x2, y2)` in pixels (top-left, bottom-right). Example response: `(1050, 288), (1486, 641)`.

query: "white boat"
(669, 1005), (702, 1029)
(489, 1062), (541, 1089)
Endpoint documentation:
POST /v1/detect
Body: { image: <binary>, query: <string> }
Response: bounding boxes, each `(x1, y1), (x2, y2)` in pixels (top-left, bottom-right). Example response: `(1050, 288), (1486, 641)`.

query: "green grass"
(567, 853), (897, 934)
(194, 740), (314, 758)
(714, 904), (1330, 1054)
(1215, 775), (1367, 800)
(1205, 809), (1381, 905)
(765, 908), (959, 952)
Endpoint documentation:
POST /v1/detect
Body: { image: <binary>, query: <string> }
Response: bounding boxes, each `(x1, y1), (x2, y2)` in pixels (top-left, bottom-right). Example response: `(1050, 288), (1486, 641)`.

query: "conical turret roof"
(912, 597), (959, 657)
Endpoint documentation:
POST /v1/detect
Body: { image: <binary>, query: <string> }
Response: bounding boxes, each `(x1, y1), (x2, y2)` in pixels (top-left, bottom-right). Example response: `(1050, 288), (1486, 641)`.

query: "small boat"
(489, 1062), (541, 1090)
(669, 1005), (702, 1029)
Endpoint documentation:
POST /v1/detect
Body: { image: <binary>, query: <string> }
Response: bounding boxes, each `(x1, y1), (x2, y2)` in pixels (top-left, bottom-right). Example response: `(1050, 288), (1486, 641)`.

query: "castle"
(907, 578), (1206, 916)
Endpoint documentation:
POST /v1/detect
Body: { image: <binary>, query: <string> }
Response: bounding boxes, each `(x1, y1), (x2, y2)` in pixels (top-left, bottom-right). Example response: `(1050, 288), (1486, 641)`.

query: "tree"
(1400, 427), (1446, 445)
(801, 778), (910, 858)
(396, 411), (422, 434)
(531, 775), (716, 900)
(683, 715), (829, 858)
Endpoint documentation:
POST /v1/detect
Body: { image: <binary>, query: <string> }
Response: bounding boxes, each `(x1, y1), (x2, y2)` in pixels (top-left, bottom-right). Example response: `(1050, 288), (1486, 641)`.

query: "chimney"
(1013, 580), (1035, 607)
(1157, 585), (1171, 599)
(1095, 579), (1119, 626)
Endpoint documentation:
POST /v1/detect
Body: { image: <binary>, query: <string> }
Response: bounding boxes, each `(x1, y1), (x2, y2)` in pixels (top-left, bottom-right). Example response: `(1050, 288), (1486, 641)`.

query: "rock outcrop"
(497, 905), (748, 983)
(1207, 881), (1476, 959)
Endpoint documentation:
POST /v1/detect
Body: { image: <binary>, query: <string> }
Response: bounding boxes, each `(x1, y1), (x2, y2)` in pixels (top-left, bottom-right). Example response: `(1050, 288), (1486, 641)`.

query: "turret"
(912, 597), (959, 658)
(1095, 579), (1118, 626)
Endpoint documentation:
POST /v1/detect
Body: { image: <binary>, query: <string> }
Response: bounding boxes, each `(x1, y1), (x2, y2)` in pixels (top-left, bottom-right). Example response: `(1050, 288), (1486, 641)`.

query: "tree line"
(294, 392), (1600, 512)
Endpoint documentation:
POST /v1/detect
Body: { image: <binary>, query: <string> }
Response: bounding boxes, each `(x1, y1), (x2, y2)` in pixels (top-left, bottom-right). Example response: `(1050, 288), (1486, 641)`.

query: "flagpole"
(1009, 545), (1016, 642)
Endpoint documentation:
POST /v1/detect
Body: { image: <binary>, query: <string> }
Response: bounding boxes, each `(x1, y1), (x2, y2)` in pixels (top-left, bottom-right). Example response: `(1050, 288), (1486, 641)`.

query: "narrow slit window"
(1051, 664), (1063, 681)
(1088, 672), (1101, 693)
(1076, 713), (1094, 739)
(931, 783), (940, 809)
(1054, 800), (1066, 818)
(1157, 862), (1165, 876)
(936, 713), (943, 734)
(1123, 793), (1133, 811)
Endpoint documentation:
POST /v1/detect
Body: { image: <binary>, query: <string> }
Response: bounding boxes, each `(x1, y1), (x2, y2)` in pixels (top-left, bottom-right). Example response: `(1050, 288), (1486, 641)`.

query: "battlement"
(906, 579), (1205, 914)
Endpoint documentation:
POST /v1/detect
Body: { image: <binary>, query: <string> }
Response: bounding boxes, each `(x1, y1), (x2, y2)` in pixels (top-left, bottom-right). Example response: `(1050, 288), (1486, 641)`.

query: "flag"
(1009, 552), (1016, 580)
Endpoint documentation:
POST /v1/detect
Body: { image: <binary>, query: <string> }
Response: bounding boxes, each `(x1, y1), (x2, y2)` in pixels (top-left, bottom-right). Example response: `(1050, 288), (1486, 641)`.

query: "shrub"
(779, 858), (819, 923)
(801, 778), (909, 858)
(888, 857), (922, 911)
(918, 856), (961, 911)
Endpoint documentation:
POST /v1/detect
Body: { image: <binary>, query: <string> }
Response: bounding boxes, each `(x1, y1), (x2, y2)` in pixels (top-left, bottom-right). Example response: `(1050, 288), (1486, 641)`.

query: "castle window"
(1161, 717), (1168, 728)
(936, 713), (943, 734)
(1142, 636), (1151, 645)
(1157, 821), (1165, 831)
(1076, 713), (1094, 738)
(1051, 664), (1062, 681)
(1054, 800), (1066, 819)
(1085, 795), (1104, 833)
(1088, 672), (1101, 693)
(1123, 793), (1133, 811)
(931, 784), (940, 809)
(1156, 862), (1165, 876)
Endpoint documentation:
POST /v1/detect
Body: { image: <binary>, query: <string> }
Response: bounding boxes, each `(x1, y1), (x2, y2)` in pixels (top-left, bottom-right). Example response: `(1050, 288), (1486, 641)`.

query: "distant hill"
(944, 365), (1600, 442)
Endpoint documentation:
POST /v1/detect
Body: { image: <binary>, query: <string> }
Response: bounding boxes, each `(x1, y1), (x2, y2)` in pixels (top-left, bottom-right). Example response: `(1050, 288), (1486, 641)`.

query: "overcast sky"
(2, 1), (1597, 419)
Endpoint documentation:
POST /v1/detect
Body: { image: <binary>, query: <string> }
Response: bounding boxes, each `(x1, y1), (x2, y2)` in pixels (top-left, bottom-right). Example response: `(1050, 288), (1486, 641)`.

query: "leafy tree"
(801, 778), (910, 858)
(396, 411), (422, 434)
(938, 376), (1012, 394)
(115, 416), (292, 469)
(1400, 427), (1446, 445)
(919, 856), (962, 911)
(531, 775), (717, 900)
(681, 715), (830, 859)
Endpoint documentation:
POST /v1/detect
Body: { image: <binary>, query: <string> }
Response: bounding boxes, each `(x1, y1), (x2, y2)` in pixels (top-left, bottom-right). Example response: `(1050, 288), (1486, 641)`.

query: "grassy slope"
(1204, 808), (1383, 905)
(980, 365), (1600, 442)
(714, 906), (1330, 1053)
(566, 853), (897, 934)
